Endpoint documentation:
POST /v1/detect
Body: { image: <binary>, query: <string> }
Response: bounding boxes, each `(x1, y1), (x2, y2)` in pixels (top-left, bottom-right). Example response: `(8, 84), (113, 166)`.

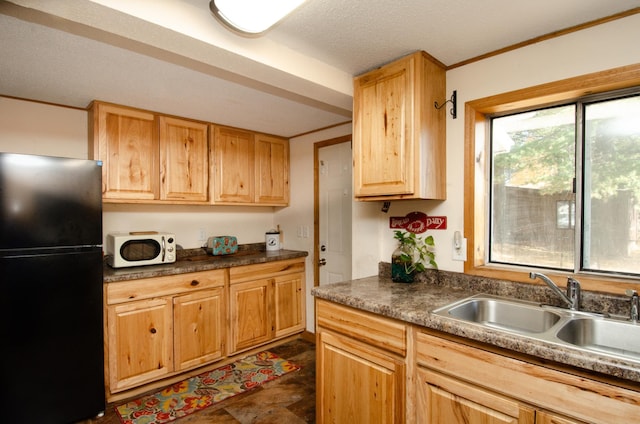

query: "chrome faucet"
(626, 289), (639, 322)
(529, 272), (581, 310)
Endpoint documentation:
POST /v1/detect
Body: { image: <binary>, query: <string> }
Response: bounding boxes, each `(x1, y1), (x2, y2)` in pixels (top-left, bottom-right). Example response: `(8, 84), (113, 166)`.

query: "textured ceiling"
(0, 0), (638, 138)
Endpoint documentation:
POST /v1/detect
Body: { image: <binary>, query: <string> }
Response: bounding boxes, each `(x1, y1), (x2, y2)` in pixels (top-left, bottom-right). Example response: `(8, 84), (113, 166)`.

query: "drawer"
(229, 257), (305, 284)
(106, 269), (226, 304)
(316, 299), (406, 356)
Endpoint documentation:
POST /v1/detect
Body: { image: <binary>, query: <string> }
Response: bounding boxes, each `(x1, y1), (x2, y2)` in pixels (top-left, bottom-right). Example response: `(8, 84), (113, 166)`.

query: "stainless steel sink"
(433, 294), (640, 366)
(556, 317), (640, 360)
(436, 295), (562, 334)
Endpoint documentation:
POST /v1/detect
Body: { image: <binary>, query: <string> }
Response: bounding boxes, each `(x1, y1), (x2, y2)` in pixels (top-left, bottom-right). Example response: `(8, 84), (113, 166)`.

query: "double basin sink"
(432, 294), (640, 364)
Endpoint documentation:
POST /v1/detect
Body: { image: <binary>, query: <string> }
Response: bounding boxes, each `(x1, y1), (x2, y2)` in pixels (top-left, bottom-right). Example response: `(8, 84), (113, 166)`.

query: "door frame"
(313, 134), (352, 287)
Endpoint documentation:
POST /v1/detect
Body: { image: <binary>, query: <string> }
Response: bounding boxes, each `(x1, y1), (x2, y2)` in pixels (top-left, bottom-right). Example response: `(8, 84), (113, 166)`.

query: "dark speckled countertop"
(103, 244), (308, 283)
(312, 265), (640, 385)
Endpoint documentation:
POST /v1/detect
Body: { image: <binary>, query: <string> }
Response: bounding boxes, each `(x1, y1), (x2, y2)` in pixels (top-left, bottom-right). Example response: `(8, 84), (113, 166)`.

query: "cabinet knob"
(191, 280), (199, 286)
(150, 327), (157, 334)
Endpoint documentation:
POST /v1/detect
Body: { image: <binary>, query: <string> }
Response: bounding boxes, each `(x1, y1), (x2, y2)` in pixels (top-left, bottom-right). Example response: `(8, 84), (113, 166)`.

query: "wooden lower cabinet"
(316, 299), (640, 424)
(317, 330), (405, 424)
(416, 367), (534, 424)
(315, 299), (406, 423)
(173, 288), (225, 371)
(229, 278), (272, 352)
(229, 258), (306, 354)
(107, 298), (173, 392)
(274, 272), (304, 337)
(414, 330), (639, 424)
(535, 411), (585, 424)
(105, 258), (306, 399)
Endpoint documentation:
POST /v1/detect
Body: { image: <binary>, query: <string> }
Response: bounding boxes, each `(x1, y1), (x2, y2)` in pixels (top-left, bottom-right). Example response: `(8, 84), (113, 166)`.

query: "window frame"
(464, 63), (640, 294)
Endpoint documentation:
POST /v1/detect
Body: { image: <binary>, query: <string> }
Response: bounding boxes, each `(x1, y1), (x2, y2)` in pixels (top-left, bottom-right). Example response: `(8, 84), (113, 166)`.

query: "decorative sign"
(390, 211), (447, 233)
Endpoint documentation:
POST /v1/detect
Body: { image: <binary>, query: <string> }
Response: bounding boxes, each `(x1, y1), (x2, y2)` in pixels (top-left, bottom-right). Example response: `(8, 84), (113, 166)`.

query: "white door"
(318, 141), (352, 284)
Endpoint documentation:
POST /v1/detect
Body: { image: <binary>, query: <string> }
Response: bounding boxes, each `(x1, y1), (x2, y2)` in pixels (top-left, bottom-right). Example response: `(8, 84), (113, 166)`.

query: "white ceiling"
(1, 0), (639, 138)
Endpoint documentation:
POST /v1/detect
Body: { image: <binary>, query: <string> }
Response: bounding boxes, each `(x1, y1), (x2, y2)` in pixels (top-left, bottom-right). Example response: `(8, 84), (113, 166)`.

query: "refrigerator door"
(0, 248), (105, 423)
(0, 153), (102, 250)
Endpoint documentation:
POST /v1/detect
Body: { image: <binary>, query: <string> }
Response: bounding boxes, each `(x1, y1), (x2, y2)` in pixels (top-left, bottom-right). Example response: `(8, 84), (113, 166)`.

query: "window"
(489, 91), (640, 277)
(464, 64), (640, 293)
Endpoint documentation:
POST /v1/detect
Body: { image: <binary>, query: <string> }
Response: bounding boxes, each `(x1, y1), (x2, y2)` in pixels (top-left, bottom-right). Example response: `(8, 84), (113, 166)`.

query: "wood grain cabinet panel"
(229, 278), (272, 353)
(90, 101), (209, 204)
(316, 300), (406, 424)
(316, 324), (405, 424)
(173, 288), (225, 371)
(536, 412), (585, 424)
(211, 125), (255, 204)
(107, 298), (173, 392)
(415, 330), (640, 424)
(416, 367), (534, 424)
(229, 258), (306, 353)
(273, 272), (304, 337)
(254, 133), (289, 205)
(90, 102), (159, 200)
(159, 116), (209, 202)
(353, 51), (446, 200)
(211, 125), (289, 205)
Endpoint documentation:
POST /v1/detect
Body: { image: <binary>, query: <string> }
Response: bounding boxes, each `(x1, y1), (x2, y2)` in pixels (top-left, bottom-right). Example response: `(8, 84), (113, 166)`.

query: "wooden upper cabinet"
(255, 134), (289, 205)
(159, 116), (209, 202)
(353, 50), (447, 200)
(90, 101), (289, 206)
(90, 102), (159, 200)
(211, 125), (290, 205)
(89, 101), (209, 204)
(211, 125), (255, 204)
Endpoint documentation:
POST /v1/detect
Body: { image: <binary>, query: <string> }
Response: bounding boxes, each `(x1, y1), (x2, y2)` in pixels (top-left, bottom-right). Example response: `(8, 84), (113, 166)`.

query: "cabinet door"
(353, 55), (414, 197)
(107, 298), (172, 392)
(91, 102), (159, 200)
(212, 125), (255, 203)
(416, 367), (535, 424)
(317, 330), (405, 424)
(173, 288), (225, 371)
(159, 116), (209, 202)
(229, 278), (272, 353)
(254, 134), (289, 205)
(273, 273), (304, 337)
(536, 412), (585, 424)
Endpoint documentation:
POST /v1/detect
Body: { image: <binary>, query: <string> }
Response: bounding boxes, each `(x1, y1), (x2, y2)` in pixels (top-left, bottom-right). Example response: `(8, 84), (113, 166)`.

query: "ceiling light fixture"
(209, 0), (306, 35)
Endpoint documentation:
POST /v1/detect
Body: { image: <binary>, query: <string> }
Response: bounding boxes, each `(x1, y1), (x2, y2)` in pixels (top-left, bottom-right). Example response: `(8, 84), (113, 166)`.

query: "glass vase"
(391, 247), (415, 283)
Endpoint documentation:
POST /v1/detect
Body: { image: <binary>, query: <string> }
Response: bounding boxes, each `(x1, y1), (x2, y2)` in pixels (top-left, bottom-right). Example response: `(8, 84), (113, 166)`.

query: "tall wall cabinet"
(352, 51), (447, 200)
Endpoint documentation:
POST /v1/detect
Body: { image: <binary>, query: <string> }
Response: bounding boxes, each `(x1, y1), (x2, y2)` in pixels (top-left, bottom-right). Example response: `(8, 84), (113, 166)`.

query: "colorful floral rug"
(115, 351), (300, 424)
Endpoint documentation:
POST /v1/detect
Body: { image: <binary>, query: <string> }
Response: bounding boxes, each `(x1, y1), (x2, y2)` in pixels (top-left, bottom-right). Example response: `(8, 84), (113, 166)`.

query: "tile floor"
(92, 338), (316, 423)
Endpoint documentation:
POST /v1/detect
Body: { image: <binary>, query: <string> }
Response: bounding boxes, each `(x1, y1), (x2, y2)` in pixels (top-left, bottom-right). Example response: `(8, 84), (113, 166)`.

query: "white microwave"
(106, 232), (176, 268)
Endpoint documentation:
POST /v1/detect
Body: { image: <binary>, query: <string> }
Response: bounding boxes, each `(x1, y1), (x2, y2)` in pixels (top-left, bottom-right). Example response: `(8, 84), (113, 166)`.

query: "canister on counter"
(266, 229), (280, 251)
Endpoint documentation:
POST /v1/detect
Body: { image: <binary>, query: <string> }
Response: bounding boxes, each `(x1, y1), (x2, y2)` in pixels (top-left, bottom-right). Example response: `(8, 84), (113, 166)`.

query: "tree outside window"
(490, 91), (640, 276)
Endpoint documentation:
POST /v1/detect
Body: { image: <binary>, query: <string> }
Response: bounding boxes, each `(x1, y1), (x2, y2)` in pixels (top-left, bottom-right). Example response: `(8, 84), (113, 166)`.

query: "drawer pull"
(191, 280), (199, 286)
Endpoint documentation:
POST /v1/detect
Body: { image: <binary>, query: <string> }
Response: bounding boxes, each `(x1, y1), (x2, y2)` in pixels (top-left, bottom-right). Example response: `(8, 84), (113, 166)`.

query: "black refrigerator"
(0, 153), (105, 423)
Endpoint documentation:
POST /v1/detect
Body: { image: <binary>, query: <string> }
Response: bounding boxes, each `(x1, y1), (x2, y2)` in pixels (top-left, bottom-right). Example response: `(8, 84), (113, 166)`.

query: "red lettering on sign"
(390, 212), (447, 233)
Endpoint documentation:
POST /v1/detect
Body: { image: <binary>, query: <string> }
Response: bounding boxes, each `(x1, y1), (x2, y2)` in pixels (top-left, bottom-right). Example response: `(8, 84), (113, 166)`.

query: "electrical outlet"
(198, 228), (206, 242)
(452, 232), (467, 261)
